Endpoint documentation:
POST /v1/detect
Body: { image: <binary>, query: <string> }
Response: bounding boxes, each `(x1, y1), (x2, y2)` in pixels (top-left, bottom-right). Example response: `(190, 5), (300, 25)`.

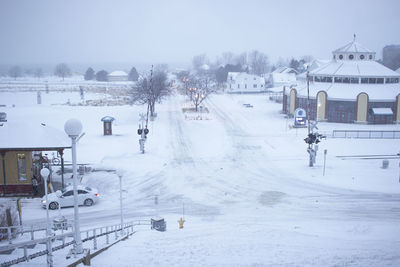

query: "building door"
(334, 111), (347, 122)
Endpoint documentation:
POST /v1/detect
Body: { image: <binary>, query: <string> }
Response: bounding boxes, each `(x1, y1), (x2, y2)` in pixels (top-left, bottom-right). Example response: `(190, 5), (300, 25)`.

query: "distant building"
(382, 44), (400, 71)
(227, 72), (265, 93)
(108, 70), (128, 82)
(268, 67), (298, 87)
(283, 38), (400, 124)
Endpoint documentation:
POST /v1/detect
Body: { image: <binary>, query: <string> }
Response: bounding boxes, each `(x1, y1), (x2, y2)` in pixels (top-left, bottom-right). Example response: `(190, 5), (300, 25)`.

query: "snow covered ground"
(1, 89), (400, 266)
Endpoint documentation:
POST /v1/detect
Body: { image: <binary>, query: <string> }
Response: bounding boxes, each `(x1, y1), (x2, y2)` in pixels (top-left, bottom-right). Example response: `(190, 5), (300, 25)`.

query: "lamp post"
(64, 119), (83, 255)
(40, 167), (53, 267)
(117, 171), (124, 235)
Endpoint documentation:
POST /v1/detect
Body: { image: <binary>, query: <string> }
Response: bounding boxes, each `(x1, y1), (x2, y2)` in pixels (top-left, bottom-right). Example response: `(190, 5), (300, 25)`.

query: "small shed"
(101, 116), (115, 135)
(0, 122), (71, 196)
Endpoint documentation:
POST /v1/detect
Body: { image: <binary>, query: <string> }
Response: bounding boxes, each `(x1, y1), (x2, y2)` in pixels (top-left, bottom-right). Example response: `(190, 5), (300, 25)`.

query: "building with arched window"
(283, 38), (400, 124)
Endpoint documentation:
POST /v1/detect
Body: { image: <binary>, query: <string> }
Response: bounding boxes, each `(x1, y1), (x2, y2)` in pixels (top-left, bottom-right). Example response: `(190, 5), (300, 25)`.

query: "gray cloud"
(1, 0), (399, 67)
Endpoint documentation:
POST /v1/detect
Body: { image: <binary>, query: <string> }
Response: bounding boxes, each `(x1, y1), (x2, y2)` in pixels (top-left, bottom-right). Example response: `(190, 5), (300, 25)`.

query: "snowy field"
(1, 89), (400, 266)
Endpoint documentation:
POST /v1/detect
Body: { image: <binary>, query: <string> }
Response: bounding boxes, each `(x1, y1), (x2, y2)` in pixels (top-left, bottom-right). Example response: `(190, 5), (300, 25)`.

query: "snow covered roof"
(371, 108), (393, 115)
(333, 40), (373, 54)
(310, 60), (400, 77)
(272, 67), (298, 74)
(292, 82), (399, 101)
(108, 70), (128, 76)
(396, 67), (400, 74)
(0, 122), (71, 150)
(101, 116), (115, 122)
(227, 72), (265, 83)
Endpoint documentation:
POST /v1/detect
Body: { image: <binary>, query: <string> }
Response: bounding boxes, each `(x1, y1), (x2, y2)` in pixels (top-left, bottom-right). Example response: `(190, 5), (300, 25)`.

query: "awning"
(371, 108), (393, 115)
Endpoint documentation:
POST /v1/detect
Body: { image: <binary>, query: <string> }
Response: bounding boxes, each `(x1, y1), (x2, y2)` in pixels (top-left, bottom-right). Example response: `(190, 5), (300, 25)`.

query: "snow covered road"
(2, 91), (400, 266)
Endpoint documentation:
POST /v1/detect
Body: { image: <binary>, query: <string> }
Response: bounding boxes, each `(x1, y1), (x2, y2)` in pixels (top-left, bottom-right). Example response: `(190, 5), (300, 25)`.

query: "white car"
(41, 185), (99, 210)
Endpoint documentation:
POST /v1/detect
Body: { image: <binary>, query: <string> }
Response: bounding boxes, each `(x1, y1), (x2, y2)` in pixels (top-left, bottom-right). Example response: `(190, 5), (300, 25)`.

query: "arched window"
(360, 55), (365, 60)
(339, 55), (343, 60)
(349, 54), (354, 60)
(369, 55), (373, 60)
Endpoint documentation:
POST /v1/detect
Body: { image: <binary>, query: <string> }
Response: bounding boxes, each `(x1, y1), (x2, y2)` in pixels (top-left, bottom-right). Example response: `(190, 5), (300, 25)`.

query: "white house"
(108, 70), (128, 82)
(226, 72), (265, 93)
(268, 67), (298, 87)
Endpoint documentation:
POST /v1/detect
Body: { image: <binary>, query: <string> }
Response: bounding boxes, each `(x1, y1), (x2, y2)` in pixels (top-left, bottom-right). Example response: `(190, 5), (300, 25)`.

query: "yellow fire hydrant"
(178, 217), (185, 229)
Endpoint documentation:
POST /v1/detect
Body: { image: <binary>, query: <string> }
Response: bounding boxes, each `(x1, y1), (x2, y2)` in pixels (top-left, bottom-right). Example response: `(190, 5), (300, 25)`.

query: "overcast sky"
(1, 0), (399, 67)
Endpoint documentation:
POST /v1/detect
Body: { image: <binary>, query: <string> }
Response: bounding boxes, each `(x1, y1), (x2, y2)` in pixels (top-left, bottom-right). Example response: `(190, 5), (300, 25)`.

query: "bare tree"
(192, 54), (208, 72)
(249, 50), (269, 76)
(54, 63), (71, 81)
(216, 52), (235, 66)
(131, 69), (170, 117)
(154, 64), (169, 73)
(8, 65), (22, 80)
(190, 75), (215, 112)
(236, 52), (248, 68)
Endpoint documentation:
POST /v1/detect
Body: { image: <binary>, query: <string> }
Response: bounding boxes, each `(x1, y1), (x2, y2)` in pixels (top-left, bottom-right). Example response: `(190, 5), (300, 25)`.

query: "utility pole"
(306, 66), (314, 167)
(118, 173), (124, 235)
(138, 113), (147, 153)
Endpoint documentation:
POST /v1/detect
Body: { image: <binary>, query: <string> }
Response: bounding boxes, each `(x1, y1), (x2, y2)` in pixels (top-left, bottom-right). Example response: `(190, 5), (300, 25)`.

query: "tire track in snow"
(206, 96), (400, 222)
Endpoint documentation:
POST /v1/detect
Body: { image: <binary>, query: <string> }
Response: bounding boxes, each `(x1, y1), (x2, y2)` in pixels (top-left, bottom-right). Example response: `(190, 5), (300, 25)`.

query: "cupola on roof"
(332, 35), (376, 61)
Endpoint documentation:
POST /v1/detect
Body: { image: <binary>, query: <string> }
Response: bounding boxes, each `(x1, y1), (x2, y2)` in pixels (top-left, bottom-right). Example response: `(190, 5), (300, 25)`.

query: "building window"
(350, 77), (359, 84)
(334, 77), (343, 83)
(369, 55), (373, 60)
(386, 77), (399, 83)
(238, 84), (240, 89)
(360, 55), (365, 60)
(349, 54), (354, 60)
(17, 153), (27, 181)
(315, 76), (321, 82)
(361, 78), (368, 84)
(368, 78), (376, 84)
(376, 78), (384, 84)
(339, 55), (343, 60)
(261, 84), (263, 87)
(326, 77), (333, 83)
(253, 84), (257, 88)
(342, 77), (350, 83)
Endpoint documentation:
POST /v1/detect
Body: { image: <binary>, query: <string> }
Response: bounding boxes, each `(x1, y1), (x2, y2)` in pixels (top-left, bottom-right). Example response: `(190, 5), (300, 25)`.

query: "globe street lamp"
(64, 118), (83, 254)
(40, 167), (53, 267)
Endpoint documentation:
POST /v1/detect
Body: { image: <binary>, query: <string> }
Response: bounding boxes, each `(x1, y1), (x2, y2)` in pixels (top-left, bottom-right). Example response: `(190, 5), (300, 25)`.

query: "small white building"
(108, 70), (128, 82)
(227, 72), (265, 93)
(268, 67), (298, 87)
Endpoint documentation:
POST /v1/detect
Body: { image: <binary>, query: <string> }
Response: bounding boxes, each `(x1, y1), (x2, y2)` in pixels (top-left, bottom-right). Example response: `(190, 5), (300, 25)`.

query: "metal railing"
(0, 220), (150, 267)
(331, 130), (400, 139)
(0, 225), (47, 244)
